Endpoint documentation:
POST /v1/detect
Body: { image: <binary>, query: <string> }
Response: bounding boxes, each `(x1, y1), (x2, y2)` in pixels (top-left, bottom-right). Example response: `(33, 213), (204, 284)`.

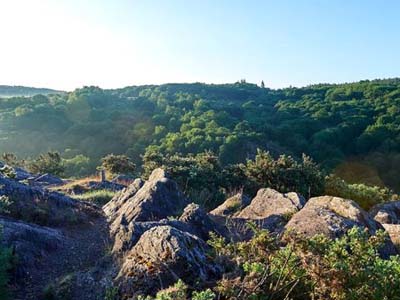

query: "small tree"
(27, 151), (65, 176)
(101, 154), (136, 176)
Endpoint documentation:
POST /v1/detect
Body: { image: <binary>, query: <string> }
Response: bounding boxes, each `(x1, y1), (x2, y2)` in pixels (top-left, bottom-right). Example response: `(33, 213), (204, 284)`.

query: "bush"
(325, 175), (397, 210)
(63, 154), (91, 178)
(244, 150), (325, 198)
(27, 151), (65, 176)
(205, 225), (400, 300)
(296, 227), (400, 300)
(142, 148), (326, 209)
(101, 154), (136, 176)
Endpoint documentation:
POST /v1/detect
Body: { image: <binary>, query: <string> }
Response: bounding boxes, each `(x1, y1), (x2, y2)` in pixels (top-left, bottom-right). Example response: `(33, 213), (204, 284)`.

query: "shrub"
(244, 150), (325, 198)
(206, 224), (400, 300)
(207, 224), (308, 300)
(325, 175), (397, 210)
(101, 154), (136, 177)
(27, 151), (65, 176)
(63, 154), (91, 178)
(295, 227), (400, 300)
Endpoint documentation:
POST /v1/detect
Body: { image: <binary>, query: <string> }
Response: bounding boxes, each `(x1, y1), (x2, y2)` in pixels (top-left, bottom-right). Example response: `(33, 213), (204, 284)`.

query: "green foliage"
(62, 154), (91, 178)
(2, 80), (400, 192)
(101, 154), (136, 176)
(325, 175), (397, 210)
(0, 227), (12, 300)
(138, 280), (187, 300)
(297, 228), (400, 300)
(244, 150), (325, 197)
(205, 226), (400, 300)
(191, 290), (215, 300)
(143, 148), (324, 208)
(138, 280), (215, 300)
(207, 226), (308, 300)
(104, 286), (119, 300)
(27, 151), (65, 176)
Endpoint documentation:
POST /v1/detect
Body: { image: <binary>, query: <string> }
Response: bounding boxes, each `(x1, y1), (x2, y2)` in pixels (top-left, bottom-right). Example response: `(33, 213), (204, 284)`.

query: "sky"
(0, 0), (399, 91)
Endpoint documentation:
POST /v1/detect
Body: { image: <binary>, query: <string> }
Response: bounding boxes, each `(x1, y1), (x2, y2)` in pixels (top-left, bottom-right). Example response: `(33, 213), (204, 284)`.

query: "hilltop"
(0, 85), (64, 97)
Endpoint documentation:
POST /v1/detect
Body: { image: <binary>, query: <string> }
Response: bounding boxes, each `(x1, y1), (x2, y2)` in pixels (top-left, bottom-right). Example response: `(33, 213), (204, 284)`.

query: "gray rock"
(103, 178), (144, 222)
(179, 203), (225, 240)
(116, 225), (220, 297)
(0, 175), (99, 226)
(210, 193), (251, 217)
(110, 169), (187, 235)
(285, 196), (380, 239)
(370, 201), (400, 224)
(284, 196), (397, 257)
(232, 188), (305, 233)
(0, 216), (63, 277)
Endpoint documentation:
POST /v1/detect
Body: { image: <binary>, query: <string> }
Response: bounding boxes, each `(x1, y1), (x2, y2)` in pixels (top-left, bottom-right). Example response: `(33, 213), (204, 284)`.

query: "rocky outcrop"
(284, 196), (397, 257)
(116, 225), (220, 297)
(103, 178), (144, 221)
(285, 196), (381, 239)
(179, 203), (224, 240)
(0, 216), (63, 277)
(210, 193), (251, 217)
(112, 203), (224, 254)
(238, 188), (305, 219)
(231, 188), (305, 232)
(0, 174), (99, 226)
(110, 169), (187, 235)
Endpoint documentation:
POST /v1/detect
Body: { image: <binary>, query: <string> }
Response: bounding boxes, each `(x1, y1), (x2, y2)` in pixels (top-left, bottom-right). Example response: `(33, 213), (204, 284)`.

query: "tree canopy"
(1, 79), (400, 191)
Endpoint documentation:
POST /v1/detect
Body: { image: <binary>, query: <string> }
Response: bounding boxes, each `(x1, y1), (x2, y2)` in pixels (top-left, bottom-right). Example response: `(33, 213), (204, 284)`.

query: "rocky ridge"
(1, 166), (399, 299)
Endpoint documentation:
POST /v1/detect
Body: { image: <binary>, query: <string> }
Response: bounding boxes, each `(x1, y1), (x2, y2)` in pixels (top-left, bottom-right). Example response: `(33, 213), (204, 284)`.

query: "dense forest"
(1, 79), (400, 192)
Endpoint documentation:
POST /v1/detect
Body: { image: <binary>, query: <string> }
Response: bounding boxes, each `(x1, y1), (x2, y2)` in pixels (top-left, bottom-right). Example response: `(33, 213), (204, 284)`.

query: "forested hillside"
(0, 85), (63, 97)
(1, 79), (400, 191)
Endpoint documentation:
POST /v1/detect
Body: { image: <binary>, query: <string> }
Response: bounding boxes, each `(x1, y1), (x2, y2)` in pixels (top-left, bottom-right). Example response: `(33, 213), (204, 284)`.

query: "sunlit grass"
(72, 189), (116, 206)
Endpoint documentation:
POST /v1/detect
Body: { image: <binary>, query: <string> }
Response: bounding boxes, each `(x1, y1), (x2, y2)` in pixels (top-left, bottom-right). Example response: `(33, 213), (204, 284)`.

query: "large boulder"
(238, 188), (305, 219)
(370, 200), (400, 224)
(110, 169), (188, 235)
(116, 225), (220, 297)
(210, 193), (251, 217)
(284, 196), (397, 257)
(112, 203), (224, 254)
(285, 196), (382, 239)
(234, 188), (305, 232)
(103, 178), (144, 221)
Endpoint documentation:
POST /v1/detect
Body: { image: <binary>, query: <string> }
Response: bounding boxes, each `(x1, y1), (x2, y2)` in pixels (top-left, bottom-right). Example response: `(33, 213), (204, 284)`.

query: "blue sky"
(0, 0), (399, 90)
